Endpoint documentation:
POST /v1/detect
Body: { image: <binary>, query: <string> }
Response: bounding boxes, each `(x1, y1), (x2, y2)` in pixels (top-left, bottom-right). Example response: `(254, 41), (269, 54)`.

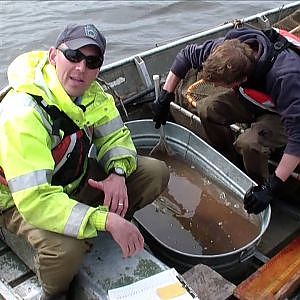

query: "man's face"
(49, 44), (100, 98)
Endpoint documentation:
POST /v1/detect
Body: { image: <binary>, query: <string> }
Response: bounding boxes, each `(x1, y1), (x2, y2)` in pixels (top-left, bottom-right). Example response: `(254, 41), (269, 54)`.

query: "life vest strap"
(261, 28), (300, 77)
(30, 95), (81, 136)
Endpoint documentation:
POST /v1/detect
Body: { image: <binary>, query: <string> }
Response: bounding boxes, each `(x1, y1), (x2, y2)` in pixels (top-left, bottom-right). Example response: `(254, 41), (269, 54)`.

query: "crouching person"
(0, 24), (169, 299)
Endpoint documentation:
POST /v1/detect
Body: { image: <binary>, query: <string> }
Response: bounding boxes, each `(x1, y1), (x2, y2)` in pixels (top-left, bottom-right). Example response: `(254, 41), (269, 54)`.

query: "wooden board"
(234, 236), (300, 300)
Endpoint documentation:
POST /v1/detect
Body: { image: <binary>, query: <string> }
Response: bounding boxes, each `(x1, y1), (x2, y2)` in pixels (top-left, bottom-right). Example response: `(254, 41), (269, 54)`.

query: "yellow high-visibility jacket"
(0, 51), (137, 239)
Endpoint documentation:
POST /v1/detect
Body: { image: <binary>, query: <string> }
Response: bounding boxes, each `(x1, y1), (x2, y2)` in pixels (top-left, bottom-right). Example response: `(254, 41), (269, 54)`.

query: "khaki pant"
(2, 155), (169, 295)
(197, 90), (287, 184)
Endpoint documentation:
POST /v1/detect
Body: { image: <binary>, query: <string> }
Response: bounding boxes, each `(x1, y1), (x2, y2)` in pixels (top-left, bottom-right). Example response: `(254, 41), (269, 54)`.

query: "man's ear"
(48, 47), (57, 66)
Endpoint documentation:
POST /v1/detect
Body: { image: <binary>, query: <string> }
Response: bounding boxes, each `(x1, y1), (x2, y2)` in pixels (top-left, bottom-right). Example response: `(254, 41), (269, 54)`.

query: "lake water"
(0, 1), (293, 88)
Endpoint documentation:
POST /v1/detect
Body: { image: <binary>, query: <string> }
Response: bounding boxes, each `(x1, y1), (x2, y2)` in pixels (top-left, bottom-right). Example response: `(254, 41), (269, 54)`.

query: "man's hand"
(244, 173), (285, 214)
(88, 174), (128, 217)
(152, 89), (175, 129)
(106, 212), (144, 257)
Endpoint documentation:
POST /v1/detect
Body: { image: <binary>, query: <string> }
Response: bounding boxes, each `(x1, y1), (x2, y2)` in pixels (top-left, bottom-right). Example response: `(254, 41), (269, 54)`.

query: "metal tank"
(126, 119), (271, 273)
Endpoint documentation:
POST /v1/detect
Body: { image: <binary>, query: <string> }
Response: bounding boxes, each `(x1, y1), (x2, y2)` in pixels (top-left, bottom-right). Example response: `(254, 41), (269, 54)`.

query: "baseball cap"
(55, 24), (106, 56)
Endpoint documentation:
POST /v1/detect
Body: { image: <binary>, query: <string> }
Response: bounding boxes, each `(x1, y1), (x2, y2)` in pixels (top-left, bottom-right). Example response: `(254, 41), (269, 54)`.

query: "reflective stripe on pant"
(2, 155), (169, 295)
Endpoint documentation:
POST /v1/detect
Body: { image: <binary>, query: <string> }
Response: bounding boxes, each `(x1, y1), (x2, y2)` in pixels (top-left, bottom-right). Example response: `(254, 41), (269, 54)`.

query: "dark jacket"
(171, 28), (300, 157)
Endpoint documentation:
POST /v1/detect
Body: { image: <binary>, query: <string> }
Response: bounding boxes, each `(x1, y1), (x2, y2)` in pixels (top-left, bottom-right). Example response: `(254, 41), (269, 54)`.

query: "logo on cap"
(84, 24), (97, 40)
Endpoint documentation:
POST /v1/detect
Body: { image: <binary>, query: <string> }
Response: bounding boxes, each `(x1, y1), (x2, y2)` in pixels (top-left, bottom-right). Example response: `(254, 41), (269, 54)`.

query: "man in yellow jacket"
(0, 24), (169, 299)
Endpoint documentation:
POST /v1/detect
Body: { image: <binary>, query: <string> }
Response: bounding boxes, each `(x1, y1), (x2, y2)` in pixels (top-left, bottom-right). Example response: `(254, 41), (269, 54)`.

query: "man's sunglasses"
(57, 48), (103, 69)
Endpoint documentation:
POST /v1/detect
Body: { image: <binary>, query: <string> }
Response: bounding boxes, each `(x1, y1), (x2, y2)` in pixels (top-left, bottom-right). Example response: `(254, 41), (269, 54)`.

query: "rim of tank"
(127, 119), (271, 259)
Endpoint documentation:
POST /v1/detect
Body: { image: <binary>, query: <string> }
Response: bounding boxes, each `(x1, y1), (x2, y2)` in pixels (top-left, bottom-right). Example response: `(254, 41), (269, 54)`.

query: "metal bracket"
(134, 56), (152, 88)
(254, 250), (270, 264)
(257, 15), (271, 30)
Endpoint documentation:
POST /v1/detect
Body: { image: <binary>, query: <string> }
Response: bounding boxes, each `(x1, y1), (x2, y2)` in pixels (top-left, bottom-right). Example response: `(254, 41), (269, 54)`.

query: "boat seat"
(1, 227), (36, 270)
(0, 228), (169, 299)
(0, 237), (42, 299)
(234, 235), (300, 300)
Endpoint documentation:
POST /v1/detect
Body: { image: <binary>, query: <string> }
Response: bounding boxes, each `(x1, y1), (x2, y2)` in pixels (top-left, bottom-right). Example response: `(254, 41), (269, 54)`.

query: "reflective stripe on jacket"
(0, 51), (137, 239)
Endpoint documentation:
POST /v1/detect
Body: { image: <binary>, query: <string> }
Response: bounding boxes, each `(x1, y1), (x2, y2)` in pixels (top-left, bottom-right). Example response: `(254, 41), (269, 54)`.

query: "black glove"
(152, 89), (175, 129)
(243, 173), (285, 214)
